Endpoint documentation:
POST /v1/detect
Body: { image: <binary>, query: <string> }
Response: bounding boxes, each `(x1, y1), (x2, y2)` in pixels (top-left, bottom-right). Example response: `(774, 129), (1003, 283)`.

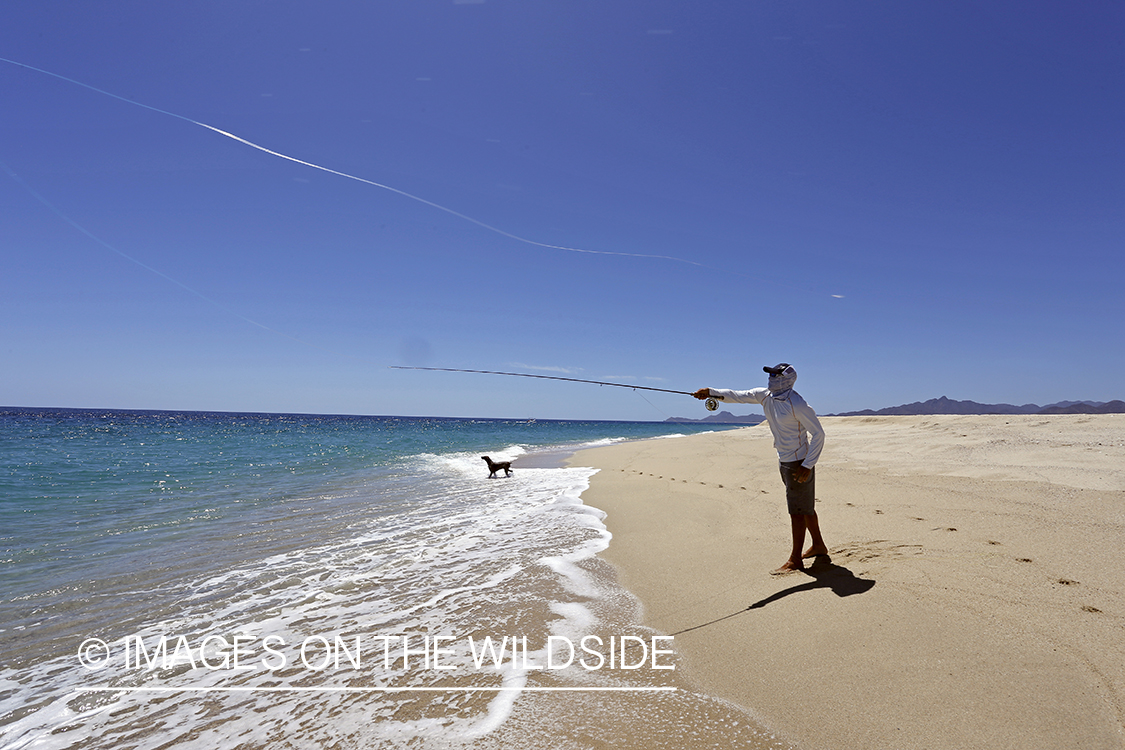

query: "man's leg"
(776, 461), (813, 573)
(774, 514), (829, 573)
(801, 512), (828, 558)
(773, 513), (808, 573)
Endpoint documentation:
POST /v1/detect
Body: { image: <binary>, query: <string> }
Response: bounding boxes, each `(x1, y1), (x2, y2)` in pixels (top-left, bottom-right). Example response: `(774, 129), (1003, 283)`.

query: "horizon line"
(0, 405), (696, 424)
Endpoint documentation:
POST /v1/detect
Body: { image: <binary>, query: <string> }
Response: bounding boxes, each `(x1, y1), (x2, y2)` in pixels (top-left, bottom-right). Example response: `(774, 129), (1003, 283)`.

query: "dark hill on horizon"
(666, 397), (1124, 423)
(664, 410), (766, 425)
(830, 396), (1125, 417)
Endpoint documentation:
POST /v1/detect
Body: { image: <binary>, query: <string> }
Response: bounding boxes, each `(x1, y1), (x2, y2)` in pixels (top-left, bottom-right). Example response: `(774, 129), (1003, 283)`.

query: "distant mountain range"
(665, 410), (766, 425)
(666, 397), (1124, 423)
(832, 396), (1125, 416)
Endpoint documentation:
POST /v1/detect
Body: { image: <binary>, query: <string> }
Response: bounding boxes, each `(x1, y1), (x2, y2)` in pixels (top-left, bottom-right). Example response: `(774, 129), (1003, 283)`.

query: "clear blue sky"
(2, 2), (1121, 420)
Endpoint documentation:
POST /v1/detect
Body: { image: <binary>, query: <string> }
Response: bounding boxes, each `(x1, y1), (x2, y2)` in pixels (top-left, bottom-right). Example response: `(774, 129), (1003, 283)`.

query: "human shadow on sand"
(747, 557), (875, 609)
(670, 557), (875, 637)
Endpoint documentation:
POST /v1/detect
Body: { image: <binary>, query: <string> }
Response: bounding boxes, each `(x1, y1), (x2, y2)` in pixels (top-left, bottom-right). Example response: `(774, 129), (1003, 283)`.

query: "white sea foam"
(0, 452), (619, 749)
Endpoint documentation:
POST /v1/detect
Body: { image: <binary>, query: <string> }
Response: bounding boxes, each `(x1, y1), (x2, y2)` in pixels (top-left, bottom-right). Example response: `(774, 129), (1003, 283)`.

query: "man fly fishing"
(693, 364), (828, 574)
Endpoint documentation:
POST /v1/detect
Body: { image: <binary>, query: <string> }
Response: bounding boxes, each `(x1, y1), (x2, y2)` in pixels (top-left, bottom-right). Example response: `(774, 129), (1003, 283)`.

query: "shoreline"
(569, 415), (1125, 750)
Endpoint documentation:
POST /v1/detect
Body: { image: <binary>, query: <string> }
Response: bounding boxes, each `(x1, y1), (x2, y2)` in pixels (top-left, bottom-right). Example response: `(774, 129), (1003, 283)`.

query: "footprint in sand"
(831, 540), (924, 565)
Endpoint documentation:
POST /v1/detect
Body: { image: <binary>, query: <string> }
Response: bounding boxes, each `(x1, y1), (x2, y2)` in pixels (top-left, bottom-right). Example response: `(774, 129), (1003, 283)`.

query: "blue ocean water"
(0, 408), (793, 749)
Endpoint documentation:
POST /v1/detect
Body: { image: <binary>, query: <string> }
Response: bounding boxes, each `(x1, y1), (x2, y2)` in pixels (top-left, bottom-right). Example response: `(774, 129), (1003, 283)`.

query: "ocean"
(0, 408), (794, 749)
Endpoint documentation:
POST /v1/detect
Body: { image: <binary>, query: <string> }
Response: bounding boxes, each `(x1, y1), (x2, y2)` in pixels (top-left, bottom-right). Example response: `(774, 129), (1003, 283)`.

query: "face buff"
(767, 365), (797, 395)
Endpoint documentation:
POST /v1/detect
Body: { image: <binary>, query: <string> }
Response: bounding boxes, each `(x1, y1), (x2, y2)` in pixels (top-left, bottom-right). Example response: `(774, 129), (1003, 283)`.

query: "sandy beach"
(570, 415), (1125, 750)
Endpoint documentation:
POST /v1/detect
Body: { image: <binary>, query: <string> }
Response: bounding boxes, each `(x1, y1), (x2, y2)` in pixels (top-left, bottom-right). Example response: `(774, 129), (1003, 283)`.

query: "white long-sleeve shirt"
(708, 387), (825, 468)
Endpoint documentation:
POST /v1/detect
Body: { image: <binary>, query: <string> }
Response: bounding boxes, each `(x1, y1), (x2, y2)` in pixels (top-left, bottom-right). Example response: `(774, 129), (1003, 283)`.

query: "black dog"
(481, 456), (512, 478)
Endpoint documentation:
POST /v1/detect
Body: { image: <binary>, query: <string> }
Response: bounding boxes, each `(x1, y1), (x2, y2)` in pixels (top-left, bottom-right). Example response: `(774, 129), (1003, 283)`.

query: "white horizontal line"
(76, 686), (676, 693)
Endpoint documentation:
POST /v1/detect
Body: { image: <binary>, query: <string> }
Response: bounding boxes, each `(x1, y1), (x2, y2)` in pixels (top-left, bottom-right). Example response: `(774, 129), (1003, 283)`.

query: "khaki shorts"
(779, 461), (815, 515)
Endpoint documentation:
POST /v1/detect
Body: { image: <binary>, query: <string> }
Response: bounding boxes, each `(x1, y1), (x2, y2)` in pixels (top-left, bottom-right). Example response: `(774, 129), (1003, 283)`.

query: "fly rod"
(389, 366), (723, 410)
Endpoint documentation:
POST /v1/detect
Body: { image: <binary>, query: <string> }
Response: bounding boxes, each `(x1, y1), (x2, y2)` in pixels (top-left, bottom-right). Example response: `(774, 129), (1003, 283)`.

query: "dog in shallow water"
(481, 456), (512, 478)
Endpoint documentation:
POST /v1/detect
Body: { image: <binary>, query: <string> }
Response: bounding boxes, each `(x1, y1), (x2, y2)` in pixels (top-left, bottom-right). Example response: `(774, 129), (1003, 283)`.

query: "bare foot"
(801, 545), (829, 559)
(771, 560), (805, 575)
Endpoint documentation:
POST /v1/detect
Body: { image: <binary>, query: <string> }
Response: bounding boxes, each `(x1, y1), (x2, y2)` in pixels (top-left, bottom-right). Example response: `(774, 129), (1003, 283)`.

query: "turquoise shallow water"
(0, 407), (794, 749)
(1, 409), (722, 597)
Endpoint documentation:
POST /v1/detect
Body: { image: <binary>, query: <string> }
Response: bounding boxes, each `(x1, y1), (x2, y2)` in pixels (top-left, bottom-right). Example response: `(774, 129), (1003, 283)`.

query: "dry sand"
(569, 414), (1125, 750)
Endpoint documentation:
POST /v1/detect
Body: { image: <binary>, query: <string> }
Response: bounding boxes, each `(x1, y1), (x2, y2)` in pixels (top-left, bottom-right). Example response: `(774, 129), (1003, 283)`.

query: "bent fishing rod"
(389, 366), (724, 410)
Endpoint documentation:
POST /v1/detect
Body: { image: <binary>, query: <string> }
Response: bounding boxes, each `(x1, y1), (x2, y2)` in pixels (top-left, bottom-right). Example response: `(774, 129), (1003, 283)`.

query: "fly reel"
(705, 397), (719, 411)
